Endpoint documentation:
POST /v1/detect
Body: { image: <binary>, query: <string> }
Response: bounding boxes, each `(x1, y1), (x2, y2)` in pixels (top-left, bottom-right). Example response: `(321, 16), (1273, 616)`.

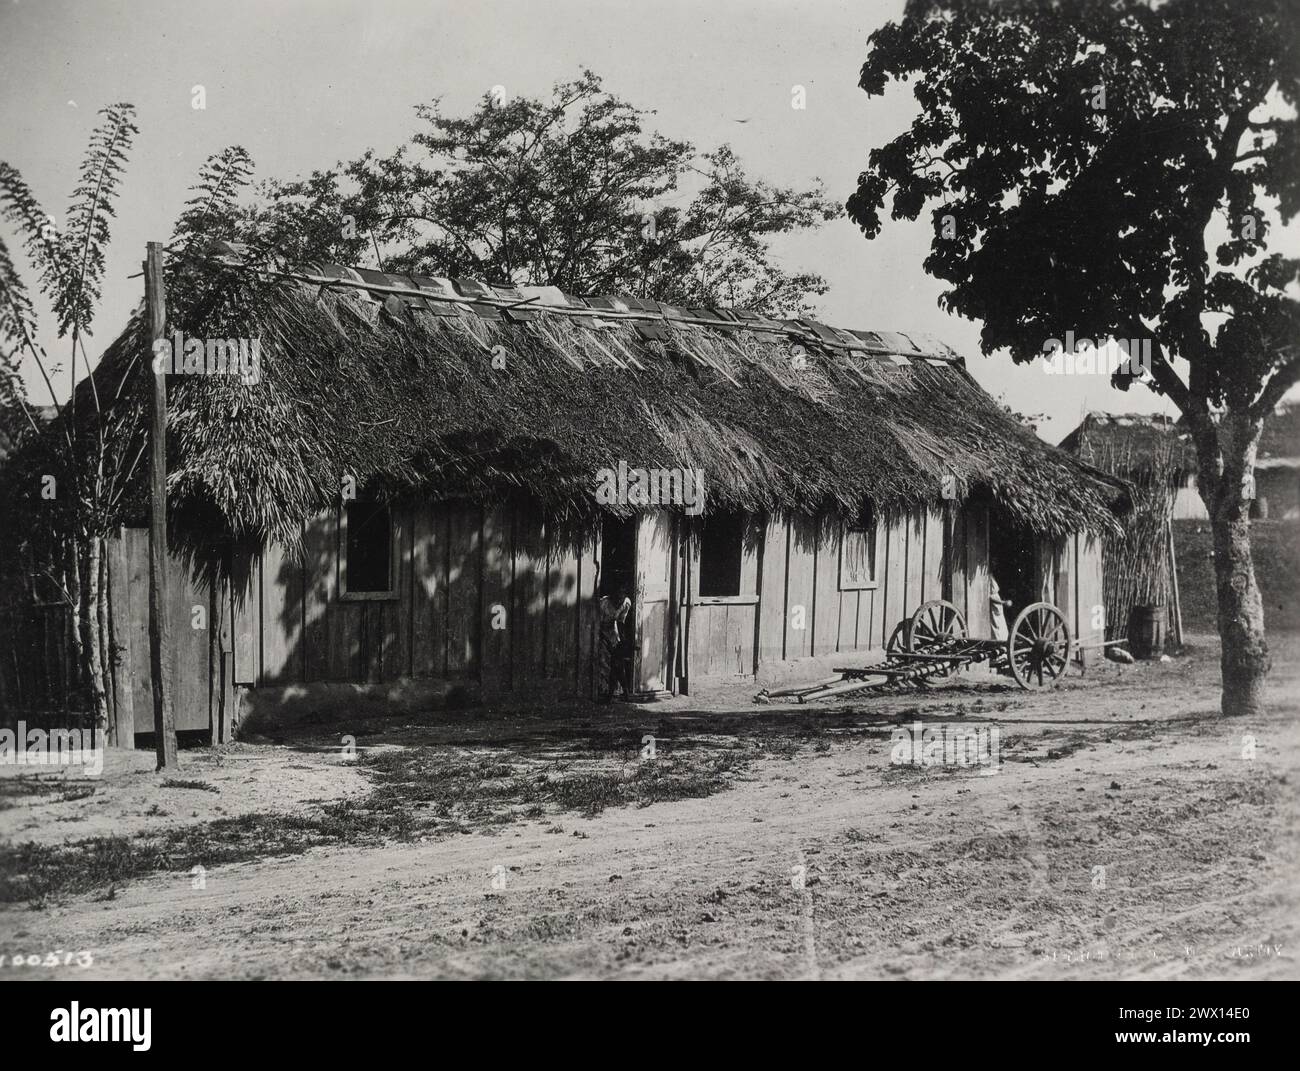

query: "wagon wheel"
(1008, 602), (1072, 690)
(906, 599), (968, 653)
(885, 620), (908, 656)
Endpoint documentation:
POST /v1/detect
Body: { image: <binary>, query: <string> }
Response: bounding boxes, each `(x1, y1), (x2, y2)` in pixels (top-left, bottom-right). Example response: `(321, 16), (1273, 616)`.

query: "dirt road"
(2, 633), (1297, 980)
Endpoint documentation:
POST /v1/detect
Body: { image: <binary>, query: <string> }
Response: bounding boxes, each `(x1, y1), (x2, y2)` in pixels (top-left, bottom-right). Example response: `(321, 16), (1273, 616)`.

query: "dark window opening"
(344, 501), (393, 594)
(599, 514), (637, 600)
(699, 512), (745, 597)
(840, 502), (877, 589)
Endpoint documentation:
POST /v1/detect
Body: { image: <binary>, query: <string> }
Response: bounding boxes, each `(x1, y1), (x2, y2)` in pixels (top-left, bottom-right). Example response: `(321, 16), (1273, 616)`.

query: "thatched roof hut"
(0, 247), (1133, 733)
(1057, 412), (1196, 487)
(1059, 412), (1193, 647)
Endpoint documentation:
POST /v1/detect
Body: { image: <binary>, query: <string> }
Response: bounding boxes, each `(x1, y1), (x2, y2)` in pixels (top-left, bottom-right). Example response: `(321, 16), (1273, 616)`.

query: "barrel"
(1127, 604), (1166, 660)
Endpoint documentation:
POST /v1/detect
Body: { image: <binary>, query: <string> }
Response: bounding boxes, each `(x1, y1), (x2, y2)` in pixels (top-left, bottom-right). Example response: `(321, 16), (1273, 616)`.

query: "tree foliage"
(848, 0), (1298, 416)
(194, 71), (840, 315)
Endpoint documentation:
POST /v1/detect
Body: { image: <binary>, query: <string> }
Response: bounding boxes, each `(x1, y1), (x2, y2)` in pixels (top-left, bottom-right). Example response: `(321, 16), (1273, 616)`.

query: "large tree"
(849, 0), (1299, 716)
(210, 71), (840, 316)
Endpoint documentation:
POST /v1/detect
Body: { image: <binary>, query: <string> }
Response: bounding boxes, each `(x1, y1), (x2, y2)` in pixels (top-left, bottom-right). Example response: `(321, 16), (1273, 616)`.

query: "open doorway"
(596, 514), (638, 701)
(598, 514), (637, 601)
(988, 506), (1038, 615)
(596, 512), (679, 699)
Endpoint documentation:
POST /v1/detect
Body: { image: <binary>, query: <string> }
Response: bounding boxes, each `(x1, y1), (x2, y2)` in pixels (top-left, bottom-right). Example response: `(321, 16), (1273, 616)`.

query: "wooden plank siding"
(812, 519), (841, 657)
(922, 507), (946, 606)
(91, 495), (1108, 729)
(576, 529), (600, 698)
(948, 505), (968, 624)
(478, 504), (513, 694)
(783, 515), (817, 661)
(546, 529), (582, 686)
(1076, 533), (1105, 656)
(445, 502), (483, 678)
(964, 503), (991, 640)
(756, 514), (789, 665)
(259, 537), (302, 686)
(411, 503), (449, 678)
(511, 503), (546, 683)
(747, 504), (990, 671)
(118, 528), (214, 735)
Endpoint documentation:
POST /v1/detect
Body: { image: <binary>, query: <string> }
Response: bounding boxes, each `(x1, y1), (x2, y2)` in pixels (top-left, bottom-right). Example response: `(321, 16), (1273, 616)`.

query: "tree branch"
(1251, 349), (1300, 418)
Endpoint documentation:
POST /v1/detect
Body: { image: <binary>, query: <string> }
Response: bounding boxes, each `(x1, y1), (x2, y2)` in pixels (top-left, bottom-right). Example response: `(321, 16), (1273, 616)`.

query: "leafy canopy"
(848, 0), (1299, 420)
(186, 71), (840, 316)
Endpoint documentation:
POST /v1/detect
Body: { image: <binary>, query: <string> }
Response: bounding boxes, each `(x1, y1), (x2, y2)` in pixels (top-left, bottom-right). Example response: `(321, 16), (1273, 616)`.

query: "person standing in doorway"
(596, 591), (633, 703)
(989, 575), (1012, 641)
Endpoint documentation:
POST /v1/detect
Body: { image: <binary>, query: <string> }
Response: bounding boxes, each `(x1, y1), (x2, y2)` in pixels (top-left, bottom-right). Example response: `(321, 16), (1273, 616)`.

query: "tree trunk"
(1194, 409), (1271, 717)
(64, 533), (85, 708)
(86, 534), (110, 739)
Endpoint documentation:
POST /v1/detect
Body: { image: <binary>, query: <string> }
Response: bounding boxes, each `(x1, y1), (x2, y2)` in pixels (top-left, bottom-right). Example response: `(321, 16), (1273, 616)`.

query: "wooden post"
(144, 242), (178, 770)
(1167, 518), (1184, 647)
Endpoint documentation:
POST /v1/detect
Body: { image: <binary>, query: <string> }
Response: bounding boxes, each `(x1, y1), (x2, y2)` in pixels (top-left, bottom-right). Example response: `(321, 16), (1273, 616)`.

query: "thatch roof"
(7, 246), (1129, 554)
(1059, 412), (1196, 486)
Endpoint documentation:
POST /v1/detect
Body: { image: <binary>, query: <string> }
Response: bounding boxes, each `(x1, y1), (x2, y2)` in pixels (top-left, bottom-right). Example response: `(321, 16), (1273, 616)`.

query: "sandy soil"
(0, 744), (369, 847)
(2, 632), (1297, 980)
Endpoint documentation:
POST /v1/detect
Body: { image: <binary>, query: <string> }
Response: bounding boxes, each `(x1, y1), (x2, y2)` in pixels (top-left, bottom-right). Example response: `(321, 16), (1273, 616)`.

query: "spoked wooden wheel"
(1008, 602), (1072, 689)
(906, 599), (968, 652)
(886, 620), (908, 656)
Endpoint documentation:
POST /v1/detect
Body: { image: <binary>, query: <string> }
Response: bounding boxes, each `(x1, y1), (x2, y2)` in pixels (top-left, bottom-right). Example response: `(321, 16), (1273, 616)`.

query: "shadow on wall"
(225, 496), (597, 736)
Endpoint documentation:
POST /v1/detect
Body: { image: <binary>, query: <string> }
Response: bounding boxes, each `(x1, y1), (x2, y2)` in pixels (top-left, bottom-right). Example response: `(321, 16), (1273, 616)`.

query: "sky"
(1, 0), (1295, 443)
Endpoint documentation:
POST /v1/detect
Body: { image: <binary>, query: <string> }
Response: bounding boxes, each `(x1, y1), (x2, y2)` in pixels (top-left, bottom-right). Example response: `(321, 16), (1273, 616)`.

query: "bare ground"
(1, 632), (1297, 980)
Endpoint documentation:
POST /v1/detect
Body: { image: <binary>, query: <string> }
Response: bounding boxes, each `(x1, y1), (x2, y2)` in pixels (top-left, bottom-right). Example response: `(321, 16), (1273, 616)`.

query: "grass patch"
(0, 779), (98, 810)
(160, 779), (220, 793)
(0, 730), (756, 904)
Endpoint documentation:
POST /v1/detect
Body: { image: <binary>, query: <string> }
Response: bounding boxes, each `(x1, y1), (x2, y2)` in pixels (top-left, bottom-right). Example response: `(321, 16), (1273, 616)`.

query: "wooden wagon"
(757, 598), (1074, 703)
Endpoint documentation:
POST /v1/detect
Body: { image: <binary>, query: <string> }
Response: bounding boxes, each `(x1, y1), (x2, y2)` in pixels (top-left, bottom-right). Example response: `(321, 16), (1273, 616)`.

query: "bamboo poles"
(1083, 428), (1184, 644)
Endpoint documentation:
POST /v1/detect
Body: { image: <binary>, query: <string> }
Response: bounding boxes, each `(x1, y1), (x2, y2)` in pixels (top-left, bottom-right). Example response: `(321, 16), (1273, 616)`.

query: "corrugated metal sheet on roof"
(874, 330), (923, 355)
(583, 295), (628, 313)
(617, 295), (658, 313)
(452, 277), (495, 299)
(491, 285), (543, 322)
(517, 285), (572, 308)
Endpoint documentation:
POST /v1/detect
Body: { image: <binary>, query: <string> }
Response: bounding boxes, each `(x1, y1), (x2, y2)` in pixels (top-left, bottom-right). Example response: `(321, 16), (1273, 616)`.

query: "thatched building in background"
(1059, 412), (1195, 646)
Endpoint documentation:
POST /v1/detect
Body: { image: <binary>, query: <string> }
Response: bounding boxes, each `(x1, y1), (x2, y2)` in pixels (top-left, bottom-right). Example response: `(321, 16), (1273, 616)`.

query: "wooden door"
(634, 511), (677, 695)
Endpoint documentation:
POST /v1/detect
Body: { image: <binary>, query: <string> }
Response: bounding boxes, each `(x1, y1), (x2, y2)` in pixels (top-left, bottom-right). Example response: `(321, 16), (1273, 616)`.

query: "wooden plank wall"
(106, 528), (213, 735)
(700, 506), (1099, 679)
(965, 503), (991, 639)
(222, 499), (1027, 697)
(753, 506), (951, 669)
(229, 500), (588, 697)
(783, 515), (817, 661)
(1075, 532), (1105, 655)
(756, 515), (787, 665)
(44, 504), (1112, 730)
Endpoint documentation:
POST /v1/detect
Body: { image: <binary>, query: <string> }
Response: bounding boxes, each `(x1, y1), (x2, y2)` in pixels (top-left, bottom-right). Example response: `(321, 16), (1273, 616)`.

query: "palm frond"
(0, 161), (69, 306)
(171, 145), (255, 252)
(55, 102), (138, 340)
(0, 233), (39, 361)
